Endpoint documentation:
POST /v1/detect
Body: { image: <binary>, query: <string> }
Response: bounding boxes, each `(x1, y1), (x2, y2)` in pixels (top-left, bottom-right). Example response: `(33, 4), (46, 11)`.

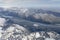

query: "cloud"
(1, 0), (15, 3)
(0, 0), (60, 7)
(4, 0), (14, 3)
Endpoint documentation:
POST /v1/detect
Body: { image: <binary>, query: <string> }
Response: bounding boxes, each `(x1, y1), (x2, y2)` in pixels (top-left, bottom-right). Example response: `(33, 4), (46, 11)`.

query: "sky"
(0, 0), (60, 8)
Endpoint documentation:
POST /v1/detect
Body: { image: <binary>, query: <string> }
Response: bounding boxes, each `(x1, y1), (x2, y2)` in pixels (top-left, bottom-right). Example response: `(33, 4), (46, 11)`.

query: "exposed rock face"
(0, 8), (60, 40)
(0, 24), (60, 40)
(1, 24), (29, 40)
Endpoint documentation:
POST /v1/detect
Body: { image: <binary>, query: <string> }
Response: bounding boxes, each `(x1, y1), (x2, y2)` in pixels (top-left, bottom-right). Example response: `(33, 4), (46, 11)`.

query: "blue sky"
(0, 0), (60, 8)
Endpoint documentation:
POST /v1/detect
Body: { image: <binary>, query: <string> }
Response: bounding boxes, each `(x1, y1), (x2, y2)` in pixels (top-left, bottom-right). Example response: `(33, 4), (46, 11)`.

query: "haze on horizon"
(0, 0), (60, 8)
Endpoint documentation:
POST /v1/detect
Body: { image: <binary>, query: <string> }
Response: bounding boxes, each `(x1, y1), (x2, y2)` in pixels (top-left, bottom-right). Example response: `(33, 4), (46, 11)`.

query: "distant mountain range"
(0, 7), (60, 40)
(0, 7), (60, 24)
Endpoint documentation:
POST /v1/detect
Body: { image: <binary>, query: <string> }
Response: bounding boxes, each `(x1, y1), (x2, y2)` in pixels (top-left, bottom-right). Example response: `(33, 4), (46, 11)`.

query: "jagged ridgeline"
(0, 7), (60, 40)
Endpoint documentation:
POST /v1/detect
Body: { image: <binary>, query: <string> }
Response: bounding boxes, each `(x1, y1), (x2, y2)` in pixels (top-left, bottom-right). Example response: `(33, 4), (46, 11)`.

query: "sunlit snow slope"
(0, 7), (60, 40)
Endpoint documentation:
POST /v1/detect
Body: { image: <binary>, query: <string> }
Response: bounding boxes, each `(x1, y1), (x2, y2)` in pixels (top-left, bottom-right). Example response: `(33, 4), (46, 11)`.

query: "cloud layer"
(0, 0), (60, 7)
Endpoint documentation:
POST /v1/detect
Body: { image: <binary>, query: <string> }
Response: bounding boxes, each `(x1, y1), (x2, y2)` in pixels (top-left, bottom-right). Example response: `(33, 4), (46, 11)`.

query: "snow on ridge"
(0, 24), (60, 40)
(1, 24), (29, 40)
(0, 17), (7, 39)
(33, 13), (60, 23)
(0, 17), (7, 27)
(21, 31), (60, 40)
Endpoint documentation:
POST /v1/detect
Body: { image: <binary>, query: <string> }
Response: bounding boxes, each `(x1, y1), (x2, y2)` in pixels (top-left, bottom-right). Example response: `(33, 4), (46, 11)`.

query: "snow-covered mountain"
(0, 7), (60, 40)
